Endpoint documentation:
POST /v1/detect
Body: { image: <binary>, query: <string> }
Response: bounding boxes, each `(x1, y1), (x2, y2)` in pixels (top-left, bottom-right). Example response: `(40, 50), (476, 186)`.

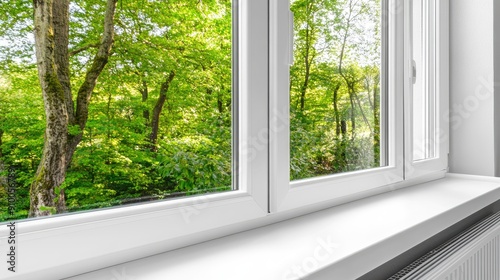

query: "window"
(0, 0), (448, 278)
(289, 0), (386, 180)
(411, 0), (437, 161)
(404, 0), (448, 179)
(1, 0), (269, 277)
(270, 0), (404, 211)
(2, 0), (239, 220)
(270, 0), (447, 211)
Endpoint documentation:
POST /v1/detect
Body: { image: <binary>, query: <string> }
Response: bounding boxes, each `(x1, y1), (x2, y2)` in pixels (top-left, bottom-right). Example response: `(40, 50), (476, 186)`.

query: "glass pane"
(412, 0), (436, 161)
(0, 0), (234, 221)
(290, 0), (386, 181)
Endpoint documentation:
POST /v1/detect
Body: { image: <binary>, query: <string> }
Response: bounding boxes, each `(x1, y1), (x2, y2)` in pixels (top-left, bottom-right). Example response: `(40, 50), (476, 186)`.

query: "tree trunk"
(217, 91), (224, 114)
(149, 71), (175, 152)
(348, 88), (356, 134)
(30, 0), (117, 217)
(299, 5), (312, 112)
(337, 0), (358, 135)
(365, 76), (374, 110)
(332, 83), (341, 137)
(340, 120), (347, 137)
(141, 80), (150, 125)
(299, 58), (310, 112)
(373, 74), (380, 165)
(31, 0), (70, 216)
(53, 0), (74, 125)
(299, 0), (316, 113)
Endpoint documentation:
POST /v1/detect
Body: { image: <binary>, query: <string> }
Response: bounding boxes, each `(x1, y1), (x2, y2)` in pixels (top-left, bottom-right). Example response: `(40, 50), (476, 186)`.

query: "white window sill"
(66, 173), (500, 280)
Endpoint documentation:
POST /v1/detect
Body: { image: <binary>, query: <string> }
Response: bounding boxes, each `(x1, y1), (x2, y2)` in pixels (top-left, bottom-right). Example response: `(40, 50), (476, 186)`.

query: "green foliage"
(0, 0), (233, 221)
(39, 206), (57, 215)
(290, 0), (383, 180)
(0, 0), (381, 221)
(157, 135), (231, 195)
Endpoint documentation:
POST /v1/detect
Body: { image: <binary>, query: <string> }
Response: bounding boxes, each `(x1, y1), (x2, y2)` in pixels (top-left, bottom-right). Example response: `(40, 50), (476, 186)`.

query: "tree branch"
(75, 0), (117, 129)
(69, 43), (99, 57)
(52, 0), (74, 124)
(354, 91), (372, 133)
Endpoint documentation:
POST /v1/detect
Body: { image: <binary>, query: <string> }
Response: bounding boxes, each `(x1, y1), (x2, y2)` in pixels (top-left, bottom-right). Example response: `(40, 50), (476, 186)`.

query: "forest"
(0, 0), (381, 221)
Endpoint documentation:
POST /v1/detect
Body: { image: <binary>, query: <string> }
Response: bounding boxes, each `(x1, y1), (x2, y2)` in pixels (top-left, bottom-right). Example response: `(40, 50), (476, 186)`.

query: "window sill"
(66, 173), (500, 280)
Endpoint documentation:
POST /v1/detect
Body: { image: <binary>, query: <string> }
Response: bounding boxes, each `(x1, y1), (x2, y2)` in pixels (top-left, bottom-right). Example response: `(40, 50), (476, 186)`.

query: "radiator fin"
(441, 235), (499, 280)
(388, 211), (500, 280)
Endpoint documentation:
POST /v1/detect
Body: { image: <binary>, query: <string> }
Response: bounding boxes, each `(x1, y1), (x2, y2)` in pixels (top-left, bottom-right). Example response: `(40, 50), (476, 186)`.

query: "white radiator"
(388, 211), (500, 280)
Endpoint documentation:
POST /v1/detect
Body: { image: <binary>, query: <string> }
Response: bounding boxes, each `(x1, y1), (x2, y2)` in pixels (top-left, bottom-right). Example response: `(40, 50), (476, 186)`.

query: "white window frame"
(270, 0), (405, 212)
(0, 1), (269, 278)
(404, 0), (449, 179)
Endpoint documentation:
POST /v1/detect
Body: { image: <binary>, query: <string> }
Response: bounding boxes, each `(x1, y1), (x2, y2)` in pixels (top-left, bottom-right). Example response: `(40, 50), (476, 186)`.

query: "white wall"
(495, 0), (500, 177)
(449, 0), (498, 176)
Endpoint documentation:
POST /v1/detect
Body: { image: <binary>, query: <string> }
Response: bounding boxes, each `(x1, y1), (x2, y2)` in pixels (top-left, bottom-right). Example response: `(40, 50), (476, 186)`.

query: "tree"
(29, 0), (117, 216)
(0, 0), (234, 220)
(289, 0), (381, 178)
(149, 71), (176, 151)
(336, 0), (367, 135)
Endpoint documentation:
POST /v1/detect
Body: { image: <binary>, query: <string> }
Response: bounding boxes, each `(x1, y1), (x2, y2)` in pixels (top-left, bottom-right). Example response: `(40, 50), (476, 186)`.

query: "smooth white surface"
(449, 0), (496, 176)
(269, 0), (292, 212)
(68, 174), (500, 280)
(496, 1), (500, 178)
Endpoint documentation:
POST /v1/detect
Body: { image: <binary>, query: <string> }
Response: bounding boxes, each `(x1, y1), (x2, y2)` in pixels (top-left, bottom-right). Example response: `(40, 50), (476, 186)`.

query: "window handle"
(412, 60), (417, 84)
(289, 11), (294, 66)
